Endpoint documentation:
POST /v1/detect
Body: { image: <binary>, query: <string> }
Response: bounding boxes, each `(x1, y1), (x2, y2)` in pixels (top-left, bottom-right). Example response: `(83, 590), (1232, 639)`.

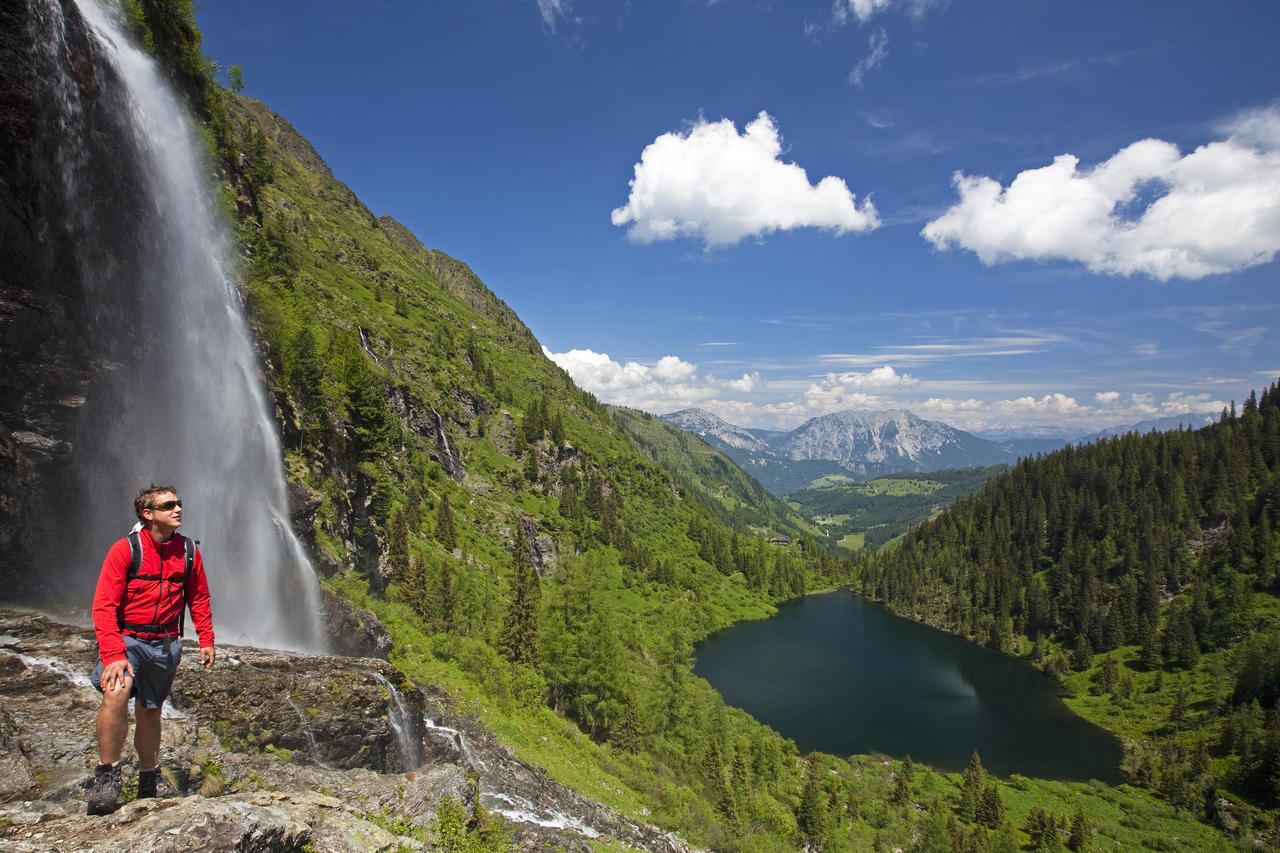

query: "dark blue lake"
(694, 590), (1123, 781)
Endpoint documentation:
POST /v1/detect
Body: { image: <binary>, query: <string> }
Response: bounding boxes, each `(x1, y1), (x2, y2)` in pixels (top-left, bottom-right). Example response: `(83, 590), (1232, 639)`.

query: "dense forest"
(114, 1), (1279, 849)
(859, 386), (1280, 831)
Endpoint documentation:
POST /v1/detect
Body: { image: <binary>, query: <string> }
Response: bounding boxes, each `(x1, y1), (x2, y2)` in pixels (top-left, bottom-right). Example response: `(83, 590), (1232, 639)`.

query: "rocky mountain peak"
(660, 408), (772, 452)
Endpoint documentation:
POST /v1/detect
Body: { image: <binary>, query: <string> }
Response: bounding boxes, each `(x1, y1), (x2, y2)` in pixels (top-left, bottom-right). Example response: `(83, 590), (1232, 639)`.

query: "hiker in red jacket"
(86, 484), (215, 815)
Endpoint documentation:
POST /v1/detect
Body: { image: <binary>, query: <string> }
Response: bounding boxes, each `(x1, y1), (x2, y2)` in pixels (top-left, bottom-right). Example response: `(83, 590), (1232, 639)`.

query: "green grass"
(837, 533), (865, 550)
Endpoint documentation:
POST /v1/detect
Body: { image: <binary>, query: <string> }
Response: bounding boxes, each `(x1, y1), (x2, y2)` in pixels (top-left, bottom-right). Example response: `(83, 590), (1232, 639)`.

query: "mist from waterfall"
(32, 0), (326, 652)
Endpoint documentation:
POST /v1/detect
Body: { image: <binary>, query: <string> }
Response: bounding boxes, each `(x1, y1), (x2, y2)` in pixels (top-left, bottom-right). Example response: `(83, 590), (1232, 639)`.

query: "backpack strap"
(126, 529), (143, 583)
(122, 531), (195, 637)
(179, 535), (194, 638)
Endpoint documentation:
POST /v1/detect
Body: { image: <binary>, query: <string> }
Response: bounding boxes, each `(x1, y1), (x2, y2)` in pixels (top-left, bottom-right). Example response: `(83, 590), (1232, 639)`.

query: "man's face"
(143, 491), (183, 534)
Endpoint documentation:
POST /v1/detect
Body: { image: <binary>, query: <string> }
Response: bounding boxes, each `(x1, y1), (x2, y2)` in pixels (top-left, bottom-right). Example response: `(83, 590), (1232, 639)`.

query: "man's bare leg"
(88, 679), (132, 814)
(95, 678), (133, 765)
(134, 704), (162, 771)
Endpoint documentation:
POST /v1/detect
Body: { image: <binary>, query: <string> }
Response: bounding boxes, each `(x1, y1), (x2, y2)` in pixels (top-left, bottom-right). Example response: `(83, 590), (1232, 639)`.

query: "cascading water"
(369, 671), (425, 771)
(21, 0), (325, 652)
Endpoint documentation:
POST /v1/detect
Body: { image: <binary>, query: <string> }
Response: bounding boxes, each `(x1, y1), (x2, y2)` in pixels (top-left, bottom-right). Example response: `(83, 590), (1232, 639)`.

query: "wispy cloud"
(816, 332), (1072, 366)
(964, 50), (1144, 87)
(848, 27), (889, 86)
(611, 111), (879, 248)
(531, 0), (574, 33)
(922, 107), (1280, 280)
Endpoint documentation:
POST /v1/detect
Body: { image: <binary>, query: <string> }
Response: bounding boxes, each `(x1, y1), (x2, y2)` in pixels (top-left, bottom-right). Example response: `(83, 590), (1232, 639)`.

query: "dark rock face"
(0, 610), (698, 852)
(0, 0), (122, 603)
(317, 586), (393, 659)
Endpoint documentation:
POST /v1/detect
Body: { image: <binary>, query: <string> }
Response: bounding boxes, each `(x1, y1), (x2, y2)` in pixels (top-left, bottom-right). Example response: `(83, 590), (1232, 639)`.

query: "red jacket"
(92, 531), (215, 665)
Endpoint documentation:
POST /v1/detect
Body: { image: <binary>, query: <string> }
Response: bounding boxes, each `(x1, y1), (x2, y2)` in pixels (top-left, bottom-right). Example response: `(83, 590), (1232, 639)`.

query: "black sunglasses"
(149, 500), (182, 511)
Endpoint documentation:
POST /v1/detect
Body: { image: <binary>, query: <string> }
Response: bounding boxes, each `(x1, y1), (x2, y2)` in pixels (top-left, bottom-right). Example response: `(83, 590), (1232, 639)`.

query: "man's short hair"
(134, 484), (179, 521)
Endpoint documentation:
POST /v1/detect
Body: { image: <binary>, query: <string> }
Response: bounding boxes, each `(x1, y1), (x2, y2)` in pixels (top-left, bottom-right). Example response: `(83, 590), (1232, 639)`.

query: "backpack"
(122, 528), (196, 638)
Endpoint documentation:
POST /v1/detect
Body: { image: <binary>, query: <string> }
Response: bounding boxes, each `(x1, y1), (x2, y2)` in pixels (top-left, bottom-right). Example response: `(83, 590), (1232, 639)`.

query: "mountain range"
(660, 407), (1217, 495)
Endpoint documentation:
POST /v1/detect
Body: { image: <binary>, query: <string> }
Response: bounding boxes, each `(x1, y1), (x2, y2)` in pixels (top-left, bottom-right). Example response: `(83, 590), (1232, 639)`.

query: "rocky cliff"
(0, 609), (696, 852)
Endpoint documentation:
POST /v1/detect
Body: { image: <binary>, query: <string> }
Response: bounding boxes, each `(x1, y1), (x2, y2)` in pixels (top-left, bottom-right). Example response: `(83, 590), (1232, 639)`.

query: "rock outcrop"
(0, 610), (696, 852)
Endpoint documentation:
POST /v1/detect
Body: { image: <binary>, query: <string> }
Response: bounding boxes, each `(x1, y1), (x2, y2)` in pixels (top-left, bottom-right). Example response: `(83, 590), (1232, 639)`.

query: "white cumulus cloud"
(543, 347), (768, 413)
(1000, 393), (1081, 414)
(794, 366), (918, 413)
(611, 111), (879, 248)
(921, 107), (1280, 280)
(728, 372), (764, 392)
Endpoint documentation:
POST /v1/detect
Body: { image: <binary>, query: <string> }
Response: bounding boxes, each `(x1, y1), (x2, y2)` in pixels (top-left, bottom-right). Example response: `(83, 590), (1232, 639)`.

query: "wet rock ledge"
(0, 609), (696, 852)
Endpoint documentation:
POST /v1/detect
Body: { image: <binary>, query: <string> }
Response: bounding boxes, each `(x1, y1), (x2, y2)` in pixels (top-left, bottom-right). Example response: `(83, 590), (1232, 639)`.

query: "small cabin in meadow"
(769, 534), (791, 546)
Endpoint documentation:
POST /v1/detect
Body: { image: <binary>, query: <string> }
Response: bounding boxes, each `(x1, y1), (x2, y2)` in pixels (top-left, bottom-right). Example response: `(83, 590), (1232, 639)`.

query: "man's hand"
(102, 659), (133, 692)
(200, 645), (216, 670)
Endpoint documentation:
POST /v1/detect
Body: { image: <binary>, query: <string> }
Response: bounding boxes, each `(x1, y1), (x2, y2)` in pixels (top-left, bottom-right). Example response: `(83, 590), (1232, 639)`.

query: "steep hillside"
(213, 82), (856, 848)
(608, 405), (823, 540)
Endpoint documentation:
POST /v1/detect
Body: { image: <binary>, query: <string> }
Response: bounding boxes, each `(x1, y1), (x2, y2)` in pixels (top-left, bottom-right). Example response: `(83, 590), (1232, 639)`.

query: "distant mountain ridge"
(1074, 412), (1218, 444)
(660, 407), (1217, 495)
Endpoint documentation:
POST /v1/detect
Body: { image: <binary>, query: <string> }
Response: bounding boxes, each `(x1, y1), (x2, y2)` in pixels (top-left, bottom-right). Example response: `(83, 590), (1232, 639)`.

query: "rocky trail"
(0, 610), (695, 852)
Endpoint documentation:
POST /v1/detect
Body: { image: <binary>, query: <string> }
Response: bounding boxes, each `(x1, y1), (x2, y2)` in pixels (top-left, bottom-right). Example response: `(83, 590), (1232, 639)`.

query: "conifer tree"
(435, 493), (457, 551)
(523, 448), (539, 484)
(702, 739), (739, 830)
(977, 782), (1004, 829)
(388, 506), (410, 582)
(1066, 807), (1091, 851)
(798, 757), (828, 846)
(402, 554), (430, 623)
(960, 751), (986, 822)
(436, 557), (456, 632)
(610, 692), (644, 753)
(499, 521), (540, 668)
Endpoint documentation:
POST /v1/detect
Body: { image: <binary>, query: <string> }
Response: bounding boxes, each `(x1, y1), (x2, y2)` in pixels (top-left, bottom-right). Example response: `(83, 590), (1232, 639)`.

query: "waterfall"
(24, 0), (325, 652)
(369, 671), (424, 771)
(423, 717), (481, 771)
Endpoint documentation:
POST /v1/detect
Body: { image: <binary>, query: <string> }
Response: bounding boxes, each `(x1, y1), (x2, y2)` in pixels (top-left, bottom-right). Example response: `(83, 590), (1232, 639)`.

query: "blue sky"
(194, 0), (1280, 436)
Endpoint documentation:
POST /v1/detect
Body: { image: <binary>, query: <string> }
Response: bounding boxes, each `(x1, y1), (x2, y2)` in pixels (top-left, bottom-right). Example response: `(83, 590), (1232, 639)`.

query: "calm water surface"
(694, 591), (1123, 781)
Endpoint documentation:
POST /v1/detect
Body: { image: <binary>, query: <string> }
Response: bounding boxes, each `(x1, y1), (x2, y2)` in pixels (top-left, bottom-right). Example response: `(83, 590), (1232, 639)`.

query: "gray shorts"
(91, 634), (183, 709)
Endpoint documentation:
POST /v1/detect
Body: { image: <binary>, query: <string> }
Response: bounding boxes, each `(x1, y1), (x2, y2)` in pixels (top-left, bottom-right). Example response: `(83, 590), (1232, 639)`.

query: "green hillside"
(122, 2), (1275, 849)
(609, 405), (823, 541)
(788, 466), (1006, 550)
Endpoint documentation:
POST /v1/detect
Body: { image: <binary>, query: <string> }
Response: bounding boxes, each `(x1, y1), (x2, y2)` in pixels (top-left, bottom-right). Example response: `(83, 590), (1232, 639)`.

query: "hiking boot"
(137, 767), (159, 799)
(86, 763), (123, 815)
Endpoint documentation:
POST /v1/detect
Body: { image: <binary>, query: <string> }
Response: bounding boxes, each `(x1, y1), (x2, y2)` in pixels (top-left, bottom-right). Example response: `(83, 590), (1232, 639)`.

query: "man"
(86, 484), (215, 815)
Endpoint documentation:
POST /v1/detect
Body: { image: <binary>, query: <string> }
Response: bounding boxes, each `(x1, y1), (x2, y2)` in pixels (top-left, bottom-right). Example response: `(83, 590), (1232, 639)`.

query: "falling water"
(369, 671), (424, 771)
(29, 0), (325, 651)
(423, 717), (481, 771)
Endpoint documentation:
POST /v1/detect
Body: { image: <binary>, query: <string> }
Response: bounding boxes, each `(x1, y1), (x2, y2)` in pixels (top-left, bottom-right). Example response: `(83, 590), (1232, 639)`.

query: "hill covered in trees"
(859, 386), (1280, 840)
